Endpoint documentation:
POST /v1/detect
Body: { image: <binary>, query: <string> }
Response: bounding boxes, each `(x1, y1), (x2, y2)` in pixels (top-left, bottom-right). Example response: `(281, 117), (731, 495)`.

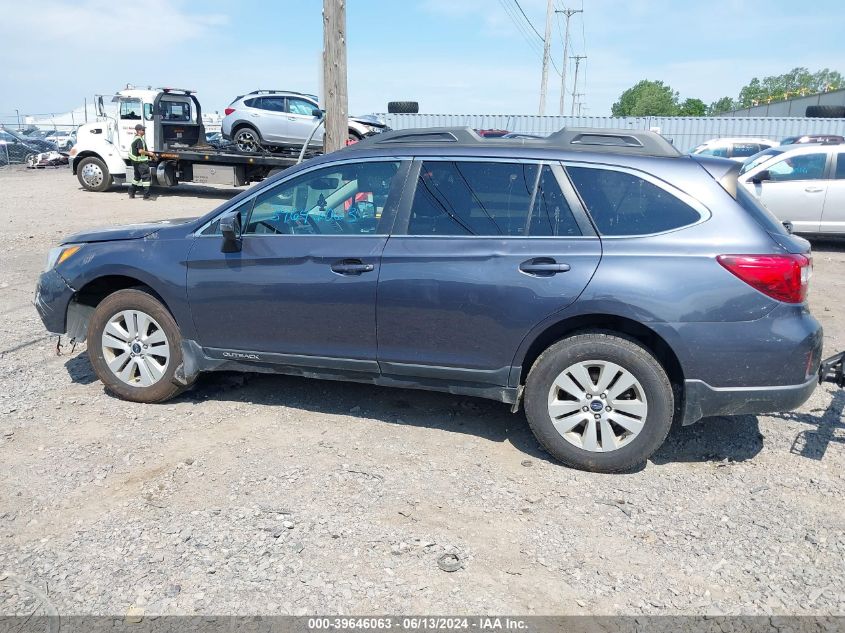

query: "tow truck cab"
(70, 87), (299, 192)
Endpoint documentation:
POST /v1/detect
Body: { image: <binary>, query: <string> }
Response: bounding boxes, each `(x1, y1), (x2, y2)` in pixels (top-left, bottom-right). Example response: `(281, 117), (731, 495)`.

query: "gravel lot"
(1, 166), (844, 616)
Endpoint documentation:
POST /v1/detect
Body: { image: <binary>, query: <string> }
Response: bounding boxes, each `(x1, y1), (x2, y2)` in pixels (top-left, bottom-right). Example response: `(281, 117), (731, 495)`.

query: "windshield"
(739, 147), (783, 174)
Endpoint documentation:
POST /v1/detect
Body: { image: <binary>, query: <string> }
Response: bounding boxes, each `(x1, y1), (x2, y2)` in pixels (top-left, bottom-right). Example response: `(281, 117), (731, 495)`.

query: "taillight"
(224, 107), (236, 116)
(717, 254), (811, 303)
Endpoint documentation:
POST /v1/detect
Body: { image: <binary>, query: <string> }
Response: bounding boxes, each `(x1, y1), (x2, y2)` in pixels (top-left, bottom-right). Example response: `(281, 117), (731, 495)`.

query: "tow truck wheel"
(233, 127), (262, 153)
(77, 156), (112, 192)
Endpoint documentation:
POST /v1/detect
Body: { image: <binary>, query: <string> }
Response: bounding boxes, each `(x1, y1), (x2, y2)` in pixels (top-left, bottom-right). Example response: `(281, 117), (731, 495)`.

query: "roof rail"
(244, 89), (320, 101)
(347, 126), (681, 157)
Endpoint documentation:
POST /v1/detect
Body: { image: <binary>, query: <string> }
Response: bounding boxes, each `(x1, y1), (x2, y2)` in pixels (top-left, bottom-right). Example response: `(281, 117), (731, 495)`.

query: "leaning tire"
(805, 105), (845, 118)
(87, 289), (187, 403)
(523, 331), (673, 473)
(76, 156), (112, 192)
(387, 101), (419, 114)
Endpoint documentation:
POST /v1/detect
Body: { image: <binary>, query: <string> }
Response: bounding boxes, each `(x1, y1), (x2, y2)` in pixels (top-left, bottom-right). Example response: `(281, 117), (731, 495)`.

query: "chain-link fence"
(0, 109), (88, 169)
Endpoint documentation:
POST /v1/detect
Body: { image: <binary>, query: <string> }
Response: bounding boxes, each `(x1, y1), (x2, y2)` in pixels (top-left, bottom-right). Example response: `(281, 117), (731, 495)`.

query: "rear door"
(254, 96), (288, 143)
(744, 151), (829, 233)
(820, 150), (845, 234)
(376, 159), (601, 387)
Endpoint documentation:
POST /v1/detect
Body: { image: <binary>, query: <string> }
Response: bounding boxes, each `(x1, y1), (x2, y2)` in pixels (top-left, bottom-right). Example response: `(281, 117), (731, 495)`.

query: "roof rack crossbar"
(348, 126), (681, 157)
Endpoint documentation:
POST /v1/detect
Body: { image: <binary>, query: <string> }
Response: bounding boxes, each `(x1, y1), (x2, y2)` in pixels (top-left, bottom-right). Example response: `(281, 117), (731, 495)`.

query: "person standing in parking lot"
(128, 124), (157, 200)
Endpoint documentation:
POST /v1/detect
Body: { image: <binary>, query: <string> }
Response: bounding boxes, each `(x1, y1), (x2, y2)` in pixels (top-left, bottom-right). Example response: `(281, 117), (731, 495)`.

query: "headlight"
(45, 244), (82, 271)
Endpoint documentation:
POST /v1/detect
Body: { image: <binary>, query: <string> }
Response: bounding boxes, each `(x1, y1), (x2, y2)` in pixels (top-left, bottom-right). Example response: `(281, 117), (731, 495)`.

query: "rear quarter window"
(566, 166), (701, 236)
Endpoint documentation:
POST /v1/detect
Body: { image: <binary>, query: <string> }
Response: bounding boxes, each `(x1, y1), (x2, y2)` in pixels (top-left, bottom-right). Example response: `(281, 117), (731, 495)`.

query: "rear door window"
(732, 143), (761, 158)
(407, 161), (581, 237)
(566, 166), (701, 236)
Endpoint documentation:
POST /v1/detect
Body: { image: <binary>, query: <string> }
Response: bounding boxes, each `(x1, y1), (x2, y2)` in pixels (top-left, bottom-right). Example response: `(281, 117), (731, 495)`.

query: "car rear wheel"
(233, 127), (262, 153)
(87, 289), (188, 403)
(76, 156), (112, 192)
(524, 331), (673, 472)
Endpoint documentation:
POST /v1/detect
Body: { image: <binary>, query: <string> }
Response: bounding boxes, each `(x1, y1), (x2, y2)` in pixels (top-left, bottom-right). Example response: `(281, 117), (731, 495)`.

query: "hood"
(63, 217), (196, 244)
(350, 114), (387, 128)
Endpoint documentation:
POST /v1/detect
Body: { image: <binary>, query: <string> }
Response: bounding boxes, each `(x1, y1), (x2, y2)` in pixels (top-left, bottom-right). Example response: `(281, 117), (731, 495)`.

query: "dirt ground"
(0, 166), (844, 616)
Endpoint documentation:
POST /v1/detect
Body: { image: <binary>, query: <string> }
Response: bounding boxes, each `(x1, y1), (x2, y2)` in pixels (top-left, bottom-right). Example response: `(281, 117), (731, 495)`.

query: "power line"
(513, 0), (544, 41)
(498, 0), (543, 57)
(498, 0), (561, 76)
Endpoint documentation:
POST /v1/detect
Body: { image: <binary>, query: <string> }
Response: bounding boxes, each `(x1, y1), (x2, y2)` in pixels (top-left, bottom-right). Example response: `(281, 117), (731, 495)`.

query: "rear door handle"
(519, 259), (571, 275)
(331, 259), (375, 275)
(805, 187), (824, 193)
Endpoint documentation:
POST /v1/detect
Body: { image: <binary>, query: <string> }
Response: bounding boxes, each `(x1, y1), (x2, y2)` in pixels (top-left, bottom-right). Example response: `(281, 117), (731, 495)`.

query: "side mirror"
(220, 213), (242, 252)
(783, 221), (794, 234)
(311, 108), (324, 119)
(751, 169), (771, 184)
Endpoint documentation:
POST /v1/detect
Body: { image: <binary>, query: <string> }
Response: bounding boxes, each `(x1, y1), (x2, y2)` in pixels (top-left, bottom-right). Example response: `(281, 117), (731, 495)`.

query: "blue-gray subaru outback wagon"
(35, 127), (844, 472)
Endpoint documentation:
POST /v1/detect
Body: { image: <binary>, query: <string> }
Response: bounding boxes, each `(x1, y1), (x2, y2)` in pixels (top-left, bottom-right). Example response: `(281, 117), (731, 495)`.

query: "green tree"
(612, 80), (679, 116)
(678, 98), (707, 116)
(738, 67), (844, 107)
(708, 97), (736, 115)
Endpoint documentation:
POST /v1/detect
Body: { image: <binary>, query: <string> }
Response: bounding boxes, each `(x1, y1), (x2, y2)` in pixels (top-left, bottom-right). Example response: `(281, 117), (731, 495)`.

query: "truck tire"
(523, 331), (674, 473)
(387, 101), (419, 114)
(805, 105), (845, 118)
(233, 126), (263, 153)
(76, 156), (113, 192)
(87, 289), (189, 403)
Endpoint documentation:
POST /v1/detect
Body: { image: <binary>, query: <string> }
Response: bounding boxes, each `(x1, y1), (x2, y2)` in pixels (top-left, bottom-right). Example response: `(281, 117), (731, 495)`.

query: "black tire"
(87, 289), (188, 403)
(233, 126), (263, 153)
(76, 156), (113, 192)
(805, 105), (845, 118)
(387, 101), (419, 114)
(523, 331), (674, 473)
(348, 130), (362, 142)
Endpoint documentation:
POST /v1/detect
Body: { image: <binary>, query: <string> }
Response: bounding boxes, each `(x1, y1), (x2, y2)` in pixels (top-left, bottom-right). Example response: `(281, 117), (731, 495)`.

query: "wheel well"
(71, 151), (103, 174)
(75, 275), (171, 315)
(348, 128), (362, 140)
(232, 123), (260, 136)
(519, 314), (685, 390)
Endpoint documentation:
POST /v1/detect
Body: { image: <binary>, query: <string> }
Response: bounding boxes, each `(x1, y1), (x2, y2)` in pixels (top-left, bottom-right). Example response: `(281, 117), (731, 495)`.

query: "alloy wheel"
(547, 360), (648, 452)
(101, 310), (170, 387)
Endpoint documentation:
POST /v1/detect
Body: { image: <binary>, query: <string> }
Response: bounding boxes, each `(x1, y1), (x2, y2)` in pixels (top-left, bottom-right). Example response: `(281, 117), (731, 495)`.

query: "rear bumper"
(34, 269), (74, 334)
(681, 374), (818, 425)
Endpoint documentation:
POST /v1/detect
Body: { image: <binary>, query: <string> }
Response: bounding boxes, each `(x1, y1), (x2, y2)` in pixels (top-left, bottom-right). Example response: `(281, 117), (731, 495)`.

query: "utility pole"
(573, 93), (585, 116)
(570, 55), (587, 116)
(538, 0), (554, 115)
(556, 7), (582, 115)
(322, 0), (348, 153)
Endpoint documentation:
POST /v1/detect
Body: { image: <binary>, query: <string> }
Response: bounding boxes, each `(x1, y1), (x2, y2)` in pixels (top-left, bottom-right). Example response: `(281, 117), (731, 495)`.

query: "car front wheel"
(87, 289), (188, 403)
(524, 331), (674, 473)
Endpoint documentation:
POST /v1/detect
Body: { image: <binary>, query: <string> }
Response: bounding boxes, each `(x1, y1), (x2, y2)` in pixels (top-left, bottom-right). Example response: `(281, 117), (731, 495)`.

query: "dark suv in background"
(35, 127), (831, 472)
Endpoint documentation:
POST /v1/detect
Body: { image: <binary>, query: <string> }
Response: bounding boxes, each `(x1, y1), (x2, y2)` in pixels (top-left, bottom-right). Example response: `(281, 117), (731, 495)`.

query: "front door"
(820, 151), (845, 234)
(187, 159), (407, 369)
(745, 151), (829, 233)
(376, 159), (602, 386)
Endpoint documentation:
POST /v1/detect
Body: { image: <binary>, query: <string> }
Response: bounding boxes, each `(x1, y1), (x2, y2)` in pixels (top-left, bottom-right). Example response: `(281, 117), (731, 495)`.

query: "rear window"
(737, 187), (789, 236)
(566, 166), (701, 236)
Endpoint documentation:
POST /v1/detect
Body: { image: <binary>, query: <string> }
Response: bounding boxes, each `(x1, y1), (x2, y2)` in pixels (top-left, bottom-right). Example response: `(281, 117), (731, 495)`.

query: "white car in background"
(689, 137), (778, 162)
(739, 142), (845, 234)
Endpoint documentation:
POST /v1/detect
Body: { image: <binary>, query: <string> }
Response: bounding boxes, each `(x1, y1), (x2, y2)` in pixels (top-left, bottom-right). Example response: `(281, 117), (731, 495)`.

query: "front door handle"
(805, 186), (824, 193)
(519, 259), (571, 276)
(331, 259), (375, 275)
